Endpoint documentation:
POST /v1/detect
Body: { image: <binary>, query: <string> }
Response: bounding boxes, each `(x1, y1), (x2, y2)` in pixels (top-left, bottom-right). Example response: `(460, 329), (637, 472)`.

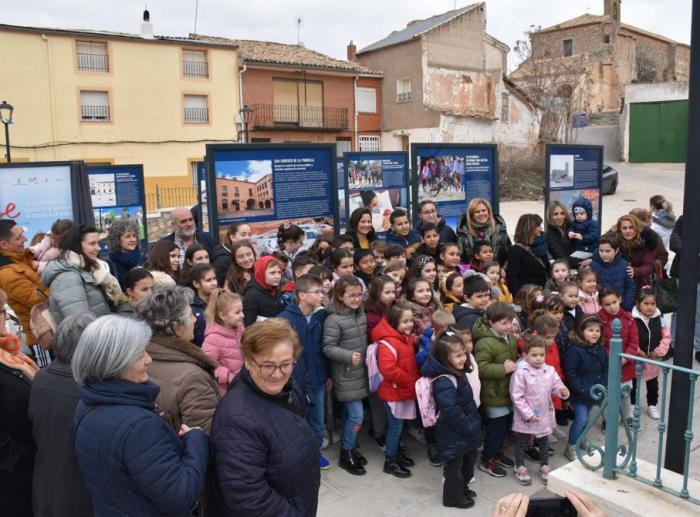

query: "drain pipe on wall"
(238, 63), (247, 141)
(41, 34), (58, 160)
(353, 75), (359, 151)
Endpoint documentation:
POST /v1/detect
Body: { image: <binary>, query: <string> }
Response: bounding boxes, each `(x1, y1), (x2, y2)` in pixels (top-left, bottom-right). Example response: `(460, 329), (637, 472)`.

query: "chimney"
(604, 0), (621, 24)
(347, 40), (357, 61)
(141, 8), (154, 39)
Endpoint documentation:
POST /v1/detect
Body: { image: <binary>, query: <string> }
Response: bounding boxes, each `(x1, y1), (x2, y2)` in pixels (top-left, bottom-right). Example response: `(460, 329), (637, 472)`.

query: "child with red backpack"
(370, 302), (420, 479)
(419, 332), (481, 509)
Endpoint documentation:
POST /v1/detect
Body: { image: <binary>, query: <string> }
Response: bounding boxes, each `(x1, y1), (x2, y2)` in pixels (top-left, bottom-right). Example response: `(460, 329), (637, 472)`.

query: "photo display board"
(86, 164), (148, 251)
(337, 160), (347, 231)
(197, 161), (210, 233)
(206, 143), (337, 254)
(344, 151), (409, 238)
(545, 144), (603, 236)
(0, 161), (91, 240)
(411, 144), (498, 231)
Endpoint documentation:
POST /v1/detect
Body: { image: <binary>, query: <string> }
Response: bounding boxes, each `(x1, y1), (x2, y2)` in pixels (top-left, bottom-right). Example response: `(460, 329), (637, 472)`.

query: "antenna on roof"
(296, 16), (304, 46)
(193, 0), (200, 34)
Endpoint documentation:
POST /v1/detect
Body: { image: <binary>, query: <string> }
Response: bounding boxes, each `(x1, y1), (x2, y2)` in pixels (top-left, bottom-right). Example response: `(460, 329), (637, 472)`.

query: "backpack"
(415, 374), (457, 427)
(366, 340), (396, 392)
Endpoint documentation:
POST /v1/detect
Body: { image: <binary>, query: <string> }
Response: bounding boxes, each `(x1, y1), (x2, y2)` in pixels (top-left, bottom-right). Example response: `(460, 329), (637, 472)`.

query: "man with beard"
(159, 207), (216, 267)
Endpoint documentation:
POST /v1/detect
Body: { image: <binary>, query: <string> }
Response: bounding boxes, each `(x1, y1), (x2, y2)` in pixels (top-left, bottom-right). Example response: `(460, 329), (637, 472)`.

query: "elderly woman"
(506, 213), (550, 295)
(546, 200), (573, 260)
(136, 285), (220, 432)
(211, 318), (320, 516)
(613, 215), (663, 290)
(106, 219), (143, 289)
(28, 313), (95, 517)
(456, 198), (512, 265)
(72, 315), (209, 516)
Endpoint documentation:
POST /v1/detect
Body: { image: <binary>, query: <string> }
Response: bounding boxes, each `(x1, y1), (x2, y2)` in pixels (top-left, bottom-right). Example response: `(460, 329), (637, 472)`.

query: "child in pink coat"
(509, 335), (569, 486)
(29, 219), (73, 273)
(202, 289), (244, 395)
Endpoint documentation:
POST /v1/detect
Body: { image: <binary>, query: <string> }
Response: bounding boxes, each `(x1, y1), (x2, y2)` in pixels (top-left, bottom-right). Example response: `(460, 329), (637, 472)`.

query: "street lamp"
(0, 100), (13, 163)
(238, 105), (254, 144)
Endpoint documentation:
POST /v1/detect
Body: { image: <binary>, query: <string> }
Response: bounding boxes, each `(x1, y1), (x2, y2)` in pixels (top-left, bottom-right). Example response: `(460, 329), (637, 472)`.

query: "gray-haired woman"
(106, 219), (143, 289)
(28, 313), (95, 517)
(72, 315), (209, 516)
(136, 285), (220, 432)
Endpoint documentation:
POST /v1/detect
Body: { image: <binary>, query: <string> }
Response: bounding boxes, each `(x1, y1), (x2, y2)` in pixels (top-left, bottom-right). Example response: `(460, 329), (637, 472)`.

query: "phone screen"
(525, 497), (577, 517)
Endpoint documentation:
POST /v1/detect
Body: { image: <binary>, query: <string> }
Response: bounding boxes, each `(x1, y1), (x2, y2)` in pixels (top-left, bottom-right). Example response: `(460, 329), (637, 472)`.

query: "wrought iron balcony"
(183, 60), (209, 78)
(77, 52), (109, 72)
(252, 104), (349, 131)
(184, 107), (209, 124)
(81, 105), (110, 121)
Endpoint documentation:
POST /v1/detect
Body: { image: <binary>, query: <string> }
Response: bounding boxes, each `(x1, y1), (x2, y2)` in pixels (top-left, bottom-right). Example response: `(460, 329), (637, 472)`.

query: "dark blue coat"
(279, 302), (328, 392)
(159, 230), (217, 257)
(453, 304), (484, 332)
(568, 197), (599, 253)
(107, 249), (143, 290)
(591, 251), (636, 311)
(74, 379), (209, 517)
(415, 216), (457, 244)
(421, 356), (481, 462)
(385, 228), (421, 247)
(563, 340), (609, 404)
(190, 294), (207, 347)
(211, 368), (320, 517)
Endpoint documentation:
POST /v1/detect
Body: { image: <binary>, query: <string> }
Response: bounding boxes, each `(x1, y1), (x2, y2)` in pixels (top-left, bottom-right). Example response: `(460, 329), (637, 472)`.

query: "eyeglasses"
(250, 358), (295, 377)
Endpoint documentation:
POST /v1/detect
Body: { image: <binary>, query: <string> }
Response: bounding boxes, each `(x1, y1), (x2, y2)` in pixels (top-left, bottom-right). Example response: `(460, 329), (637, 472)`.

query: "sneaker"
(524, 447), (541, 463)
(496, 451), (515, 469)
(320, 455), (331, 470)
(479, 458), (506, 478)
(539, 465), (552, 484)
(564, 444), (576, 461)
(514, 465), (532, 486)
(553, 426), (568, 439)
(648, 405), (660, 420)
(427, 444), (443, 467)
(407, 425), (427, 444)
(443, 496), (475, 509)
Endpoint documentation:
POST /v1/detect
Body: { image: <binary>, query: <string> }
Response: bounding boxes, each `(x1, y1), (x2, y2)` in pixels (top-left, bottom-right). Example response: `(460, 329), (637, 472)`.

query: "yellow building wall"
(0, 29), (239, 208)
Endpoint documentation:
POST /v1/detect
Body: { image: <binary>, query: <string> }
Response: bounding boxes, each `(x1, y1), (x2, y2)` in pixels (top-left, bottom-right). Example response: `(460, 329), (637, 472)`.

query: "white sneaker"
(321, 436), (329, 450)
(648, 405), (660, 420)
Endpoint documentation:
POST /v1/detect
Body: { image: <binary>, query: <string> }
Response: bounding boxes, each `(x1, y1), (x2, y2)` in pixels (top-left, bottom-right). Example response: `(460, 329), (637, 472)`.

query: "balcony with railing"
(252, 104), (349, 131)
(184, 107), (209, 124)
(81, 105), (111, 121)
(77, 52), (109, 72)
(183, 60), (209, 78)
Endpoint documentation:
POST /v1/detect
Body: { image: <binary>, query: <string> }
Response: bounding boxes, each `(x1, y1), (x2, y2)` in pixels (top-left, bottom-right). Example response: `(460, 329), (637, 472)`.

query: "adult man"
(0, 220), (49, 348)
(159, 207), (216, 266)
(414, 200), (457, 244)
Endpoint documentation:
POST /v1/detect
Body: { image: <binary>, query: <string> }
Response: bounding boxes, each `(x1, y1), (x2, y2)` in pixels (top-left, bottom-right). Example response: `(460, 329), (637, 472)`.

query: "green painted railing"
(576, 318), (699, 506)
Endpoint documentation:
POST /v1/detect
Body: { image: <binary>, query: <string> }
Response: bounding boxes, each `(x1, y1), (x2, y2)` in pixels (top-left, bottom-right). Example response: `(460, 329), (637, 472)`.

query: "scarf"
(66, 251), (125, 304)
(471, 220), (492, 240)
(109, 248), (142, 285)
(532, 234), (549, 259)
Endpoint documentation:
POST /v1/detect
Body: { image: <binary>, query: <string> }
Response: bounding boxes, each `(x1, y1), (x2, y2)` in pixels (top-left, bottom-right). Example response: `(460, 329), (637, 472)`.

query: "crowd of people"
(0, 192), (690, 515)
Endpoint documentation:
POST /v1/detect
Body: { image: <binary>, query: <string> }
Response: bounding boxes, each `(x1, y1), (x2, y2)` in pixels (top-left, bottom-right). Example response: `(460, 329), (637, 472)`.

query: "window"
(336, 138), (352, 157)
(77, 41), (109, 72)
(272, 79), (323, 126)
(183, 50), (208, 78)
(248, 188), (253, 196)
(184, 94), (209, 123)
(234, 186), (239, 196)
(501, 93), (510, 123)
(359, 135), (380, 152)
(604, 35), (611, 44)
(563, 39), (573, 57)
(222, 199), (228, 209)
(80, 91), (110, 121)
(221, 186), (227, 195)
(397, 78), (412, 102)
(356, 87), (377, 113)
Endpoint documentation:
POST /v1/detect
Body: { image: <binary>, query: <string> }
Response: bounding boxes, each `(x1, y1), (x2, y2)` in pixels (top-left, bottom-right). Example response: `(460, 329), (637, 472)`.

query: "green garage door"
(629, 100), (688, 163)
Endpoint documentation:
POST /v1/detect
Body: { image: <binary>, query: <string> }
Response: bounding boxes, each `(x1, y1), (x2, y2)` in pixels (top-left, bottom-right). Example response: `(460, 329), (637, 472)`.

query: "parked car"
(602, 164), (618, 195)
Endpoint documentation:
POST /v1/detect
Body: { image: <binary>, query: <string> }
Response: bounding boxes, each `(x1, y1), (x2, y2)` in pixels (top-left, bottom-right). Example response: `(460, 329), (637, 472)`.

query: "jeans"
(342, 400), (364, 450)
(515, 433), (549, 467)
(442, 449), (478, 504)
(383, 402), (404, 458)
(568, 402), (592, 446)
(307, 384), (325, 447)
(482, 413), (512, 461)
(671, 281), (700, 351)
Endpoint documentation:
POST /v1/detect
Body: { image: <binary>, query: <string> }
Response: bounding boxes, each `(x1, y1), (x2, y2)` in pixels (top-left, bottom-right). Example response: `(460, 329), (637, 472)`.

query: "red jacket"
(371, 317), (420, 402)
(517, 334), (565, 410)
(598, 308), (640, 383)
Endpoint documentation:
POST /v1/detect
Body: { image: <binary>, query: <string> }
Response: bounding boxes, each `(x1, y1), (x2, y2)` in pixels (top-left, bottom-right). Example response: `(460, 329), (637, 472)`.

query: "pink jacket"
(28, 234), (61, 274)
(509, 359), (567, 437)
(202, 322), (244, 395)
(579, 289), (600, 314)
(632, 306), (671, 381)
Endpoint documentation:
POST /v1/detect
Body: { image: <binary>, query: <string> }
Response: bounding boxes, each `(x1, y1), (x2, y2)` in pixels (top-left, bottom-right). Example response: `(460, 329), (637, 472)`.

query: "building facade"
(215, 173), (274, 215)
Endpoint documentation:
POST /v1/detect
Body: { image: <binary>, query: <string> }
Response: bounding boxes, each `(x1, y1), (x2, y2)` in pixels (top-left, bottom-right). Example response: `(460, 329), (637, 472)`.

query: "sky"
(217, 159), (271, 181)
(0, 0), (692, 71)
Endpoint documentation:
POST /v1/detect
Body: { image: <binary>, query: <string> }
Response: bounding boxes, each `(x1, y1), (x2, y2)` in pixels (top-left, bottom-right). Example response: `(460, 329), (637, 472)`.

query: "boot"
(398, 449), (415, 468)
(351, 448), (368, 467)
(443, 496), (475, 509)
(564, 444), (576, 461)
(339, 448), (366, 476)
(383, 456), (411, 478)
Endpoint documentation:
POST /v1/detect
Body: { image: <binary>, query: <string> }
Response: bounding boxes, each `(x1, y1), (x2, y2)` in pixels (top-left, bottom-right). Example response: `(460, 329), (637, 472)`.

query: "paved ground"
(319, 162), (694, 516)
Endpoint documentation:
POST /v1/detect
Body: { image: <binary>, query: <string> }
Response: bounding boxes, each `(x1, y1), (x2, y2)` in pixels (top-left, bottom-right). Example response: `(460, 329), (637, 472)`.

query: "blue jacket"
(453, 304), (484, 332)
(190, 294), (207, 347)
(421, 355), (481, 462)
(568, 197), (599, 253)
(563, 339), (609, 404)
(74, 379), (209, 517)
(279, 302), (328, 392)
(211, 368), (320, 517)
(416, 327), (434, 366)
(591, 251), (636, 311)
(385, 228), (421, 247)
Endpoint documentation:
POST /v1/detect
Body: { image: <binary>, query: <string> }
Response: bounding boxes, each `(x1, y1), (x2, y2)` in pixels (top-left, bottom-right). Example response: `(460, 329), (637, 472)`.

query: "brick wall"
(531, 24), (609, 60)
(357, 76), (382, 133)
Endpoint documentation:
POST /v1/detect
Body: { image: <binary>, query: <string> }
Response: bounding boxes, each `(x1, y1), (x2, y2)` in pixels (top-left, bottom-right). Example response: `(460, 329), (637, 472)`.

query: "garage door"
(629, 100), (688, 163)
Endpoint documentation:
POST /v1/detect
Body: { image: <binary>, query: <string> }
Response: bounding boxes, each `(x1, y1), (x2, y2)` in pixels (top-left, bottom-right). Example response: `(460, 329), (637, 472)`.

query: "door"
(629, 100), (688, 163)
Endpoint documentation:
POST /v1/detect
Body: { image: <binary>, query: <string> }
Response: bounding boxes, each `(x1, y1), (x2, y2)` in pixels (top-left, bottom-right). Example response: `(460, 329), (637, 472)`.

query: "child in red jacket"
(372, 302), (420, 479)
(598, 287), (640, 421)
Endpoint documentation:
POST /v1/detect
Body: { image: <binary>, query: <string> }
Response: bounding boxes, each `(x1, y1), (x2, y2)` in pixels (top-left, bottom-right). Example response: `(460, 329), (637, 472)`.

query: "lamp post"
(0, 101), (13, 163)
(238, 105), (254, 144)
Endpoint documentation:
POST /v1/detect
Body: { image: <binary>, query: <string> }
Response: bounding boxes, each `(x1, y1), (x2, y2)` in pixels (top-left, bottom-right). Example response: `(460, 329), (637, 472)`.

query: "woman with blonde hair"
(546, 200), (573, 260)
(456, 198), (511, 265)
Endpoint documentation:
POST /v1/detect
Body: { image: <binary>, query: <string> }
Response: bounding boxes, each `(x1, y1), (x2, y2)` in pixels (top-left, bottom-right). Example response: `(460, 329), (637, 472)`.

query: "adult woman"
(211, 318), (320, 516)
(212, 222), (254, 286)
(106, 219), (143, 289)
(345, 207), (377, 249)
(145, 240), (181, 286)
(506, 214), (550, 295)
(415, 200), (457, 244)
(456, 198), (511, 265)
(41, 225), (123, 325)
(546, 200), (573, 259)
(224, 240), (257, 294)
(72, 315), (209, 516)
(614, 215), (662, 290)
(28, 313), (95, 517)
(136, 285), (220, 432)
